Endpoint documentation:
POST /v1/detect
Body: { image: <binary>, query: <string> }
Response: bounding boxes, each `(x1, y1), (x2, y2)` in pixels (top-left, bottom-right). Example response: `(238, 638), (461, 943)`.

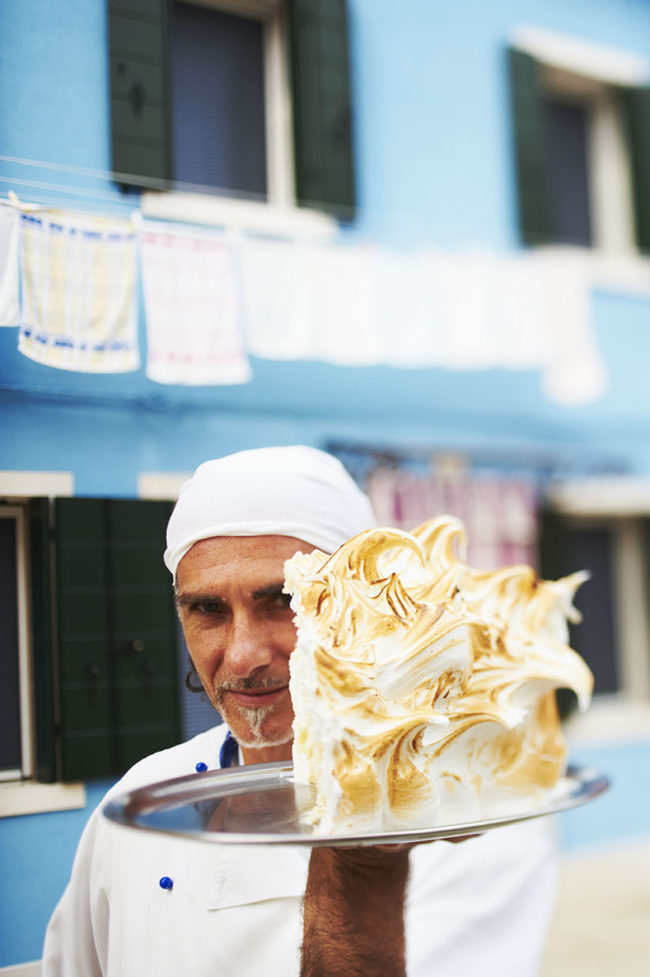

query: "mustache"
(216, 677), (287, 694)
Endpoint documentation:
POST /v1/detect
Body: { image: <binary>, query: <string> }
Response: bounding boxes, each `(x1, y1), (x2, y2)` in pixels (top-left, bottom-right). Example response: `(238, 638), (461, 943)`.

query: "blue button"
(195, 761), (208, 772)
(159, 876), (173, 890)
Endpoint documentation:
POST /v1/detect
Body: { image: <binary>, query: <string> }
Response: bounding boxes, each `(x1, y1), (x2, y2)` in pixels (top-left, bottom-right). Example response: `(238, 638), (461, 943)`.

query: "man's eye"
(191, 600), (227, 617)
(272, 592), (293, 610)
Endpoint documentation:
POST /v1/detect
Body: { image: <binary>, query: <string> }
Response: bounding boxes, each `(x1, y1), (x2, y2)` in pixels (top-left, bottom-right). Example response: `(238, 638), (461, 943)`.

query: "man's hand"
(301, 845), (411, 977)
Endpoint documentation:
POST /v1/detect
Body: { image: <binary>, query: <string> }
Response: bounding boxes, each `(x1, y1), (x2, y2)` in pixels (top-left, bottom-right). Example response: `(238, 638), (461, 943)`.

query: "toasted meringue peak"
(286, 516), (593, 833)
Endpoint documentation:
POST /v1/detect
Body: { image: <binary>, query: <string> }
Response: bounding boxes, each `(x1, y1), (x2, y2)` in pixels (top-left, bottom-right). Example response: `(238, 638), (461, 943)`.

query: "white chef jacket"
(42, 725), (557, 977)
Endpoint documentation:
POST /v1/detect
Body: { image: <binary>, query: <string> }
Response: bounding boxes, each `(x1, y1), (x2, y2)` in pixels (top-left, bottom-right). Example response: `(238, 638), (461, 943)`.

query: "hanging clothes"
(139, 222), (250, 386)
(0, 201), (21, 326)
(18, 210), (139, 372)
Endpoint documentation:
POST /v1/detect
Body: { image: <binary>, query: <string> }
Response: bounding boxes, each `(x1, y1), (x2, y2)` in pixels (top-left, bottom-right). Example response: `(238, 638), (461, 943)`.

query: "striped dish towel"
(0, 201), (20, 326)
(18, 210), (139, 372)
(139, 223), (250, 385)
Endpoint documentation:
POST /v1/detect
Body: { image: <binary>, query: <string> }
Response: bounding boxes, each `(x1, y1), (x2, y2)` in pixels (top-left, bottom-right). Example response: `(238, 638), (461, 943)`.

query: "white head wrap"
(164, 445), (377, 581)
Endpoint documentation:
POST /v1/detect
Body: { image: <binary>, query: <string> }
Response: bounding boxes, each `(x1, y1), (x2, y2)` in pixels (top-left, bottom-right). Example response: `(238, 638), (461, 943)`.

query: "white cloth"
(239, 239), (379, 365)
(164, 446), (378, 580)
(0, 201), (20, 325)
(42, 725), (557, 977)
(139, 222), (251, 386)
(18, 210), (139, 373)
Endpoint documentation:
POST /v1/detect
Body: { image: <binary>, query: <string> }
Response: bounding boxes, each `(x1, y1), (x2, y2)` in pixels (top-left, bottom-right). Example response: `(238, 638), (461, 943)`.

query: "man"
(43, 446), (557, 977)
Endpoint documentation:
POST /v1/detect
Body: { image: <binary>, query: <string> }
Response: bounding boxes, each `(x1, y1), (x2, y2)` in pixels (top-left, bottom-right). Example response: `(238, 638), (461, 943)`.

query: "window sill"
(0, 780), (86, 818)
(140, 190), (338, 242)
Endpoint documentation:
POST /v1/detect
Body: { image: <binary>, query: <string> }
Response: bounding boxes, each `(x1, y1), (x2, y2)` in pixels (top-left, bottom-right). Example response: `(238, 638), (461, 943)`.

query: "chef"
(43, 445), (557, 977)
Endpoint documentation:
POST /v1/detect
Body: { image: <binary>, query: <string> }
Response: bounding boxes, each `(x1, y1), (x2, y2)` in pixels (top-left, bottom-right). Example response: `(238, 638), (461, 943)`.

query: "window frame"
(545, 477), (650, 704)
(0, 475), (76, 816)
(109, 0), (350, 234)
(0, 505), (34, 782)
(173, 0), (295, 207)
(541, 64), (636, 254)
(509, 25), (650, 257)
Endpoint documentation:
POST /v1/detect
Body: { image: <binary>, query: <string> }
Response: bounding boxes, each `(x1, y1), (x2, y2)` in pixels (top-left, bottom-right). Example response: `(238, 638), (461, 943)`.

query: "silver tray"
(103, 762), (609, 847)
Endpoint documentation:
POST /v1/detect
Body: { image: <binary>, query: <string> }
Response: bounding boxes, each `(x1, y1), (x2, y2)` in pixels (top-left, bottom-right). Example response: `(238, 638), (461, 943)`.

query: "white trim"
(588, 86), (636, 254)
(546, 478), (650, 516)
(0, 471), (73, 498)
(264, 1), (294, 207)
(0, 780), (86, 818)
(0, 962), (41, 976)
(137, 472), (192, 501)
(0, 507), (34, 779)
(612, 520), (650, 698)
(140, 190), (337, 240)
(510, 24), (650, 86)
(14, 508), (34, 778)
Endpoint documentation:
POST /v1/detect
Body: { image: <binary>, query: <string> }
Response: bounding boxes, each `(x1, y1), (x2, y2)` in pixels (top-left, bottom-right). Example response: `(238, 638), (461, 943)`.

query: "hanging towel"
(18, 210), (139, 372)
(0, 202), (21, 326)
(239, 238), (379, 366)
(539, 251), (608, 405)
(139, 223), (250, 385)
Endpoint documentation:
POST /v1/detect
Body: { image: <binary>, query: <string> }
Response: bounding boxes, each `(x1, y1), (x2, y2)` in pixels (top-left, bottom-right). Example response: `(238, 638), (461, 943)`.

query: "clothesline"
(0, 194), (610, 404)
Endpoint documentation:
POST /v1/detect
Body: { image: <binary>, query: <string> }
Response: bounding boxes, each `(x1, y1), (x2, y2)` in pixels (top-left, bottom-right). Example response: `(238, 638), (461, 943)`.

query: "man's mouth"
(221, 684), (288, 709)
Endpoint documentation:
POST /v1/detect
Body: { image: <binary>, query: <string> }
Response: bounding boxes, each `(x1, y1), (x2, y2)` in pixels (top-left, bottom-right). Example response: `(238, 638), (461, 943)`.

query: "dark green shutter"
(28, 499), (57, 783)
(288, 0), (356, 218)
(623, 86), (650, 255)
(55, 499), (114, 780)
(508, 48), (551, 246)
(106, 501), (180, 773)
(108, 0), (172, 186)
(33, 498), (179, 782)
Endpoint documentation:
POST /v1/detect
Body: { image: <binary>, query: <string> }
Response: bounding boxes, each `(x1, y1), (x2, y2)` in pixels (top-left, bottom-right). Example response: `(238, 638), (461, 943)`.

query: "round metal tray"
(103, 762), (610, 847)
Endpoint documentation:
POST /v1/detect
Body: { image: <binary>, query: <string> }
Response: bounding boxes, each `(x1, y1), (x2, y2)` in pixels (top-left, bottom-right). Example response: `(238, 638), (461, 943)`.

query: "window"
(543, 93), (593, 247)
(2, 497), (181, 788)
(508, 28), (650, 253)
(0, 507), (33, 782)
(539, 503), (650, 712)
(170, 3), (268, 198)
(108, 0), (355, 217)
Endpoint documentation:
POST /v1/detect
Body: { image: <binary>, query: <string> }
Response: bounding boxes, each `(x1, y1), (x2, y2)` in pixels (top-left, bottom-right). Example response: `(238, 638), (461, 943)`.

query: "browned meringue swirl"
(286, 516), (594, 832)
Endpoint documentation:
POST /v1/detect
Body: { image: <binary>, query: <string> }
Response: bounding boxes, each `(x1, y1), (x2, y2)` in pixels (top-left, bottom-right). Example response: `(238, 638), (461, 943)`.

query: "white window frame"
(510, 25), (650, 285)
(0, 506), (34, 782)
(0, 473), (85, 817)
(546, 477), (650, 717)
(144, 0), (337, 239)
(541, 64), (635, 255)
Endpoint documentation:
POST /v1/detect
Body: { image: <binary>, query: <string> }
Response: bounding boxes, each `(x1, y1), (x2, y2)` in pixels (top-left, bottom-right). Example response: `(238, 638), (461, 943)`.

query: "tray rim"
(102, 761), (610, 847)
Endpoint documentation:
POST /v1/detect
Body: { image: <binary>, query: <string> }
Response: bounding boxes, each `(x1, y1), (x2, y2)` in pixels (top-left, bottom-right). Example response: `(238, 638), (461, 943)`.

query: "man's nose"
(223, 614), (273, 677)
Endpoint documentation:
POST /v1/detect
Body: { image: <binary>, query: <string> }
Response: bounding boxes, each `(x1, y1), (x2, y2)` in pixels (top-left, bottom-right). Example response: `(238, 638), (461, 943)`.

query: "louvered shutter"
(29, 499), (58, 782)
(106, 500), (180, 773)
(54, 499), (114, 780)
(508, 48), (551, 245)
(31, 498), (180, 782)
(624, 86), (650, 255)
(288, 0), (356, 218)
(108, 0), (172, 185)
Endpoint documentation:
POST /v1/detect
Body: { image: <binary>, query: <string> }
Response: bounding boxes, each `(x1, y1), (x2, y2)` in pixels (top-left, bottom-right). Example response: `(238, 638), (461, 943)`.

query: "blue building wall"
(0, 0), (649, 491)
(2, 0), (650, 966)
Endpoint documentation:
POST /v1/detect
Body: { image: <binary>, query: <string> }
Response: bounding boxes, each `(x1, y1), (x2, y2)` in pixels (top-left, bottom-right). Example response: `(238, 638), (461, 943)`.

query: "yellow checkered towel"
(18, 210), (139, 372)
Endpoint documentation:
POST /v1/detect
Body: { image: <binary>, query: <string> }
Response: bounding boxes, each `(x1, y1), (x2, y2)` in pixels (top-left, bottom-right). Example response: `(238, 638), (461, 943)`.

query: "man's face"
(175, 535), (315, 764)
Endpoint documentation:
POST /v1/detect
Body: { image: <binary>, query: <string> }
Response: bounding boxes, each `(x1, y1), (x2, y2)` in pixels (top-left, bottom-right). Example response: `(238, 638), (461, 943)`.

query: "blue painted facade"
(2, 0), (650, 967)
